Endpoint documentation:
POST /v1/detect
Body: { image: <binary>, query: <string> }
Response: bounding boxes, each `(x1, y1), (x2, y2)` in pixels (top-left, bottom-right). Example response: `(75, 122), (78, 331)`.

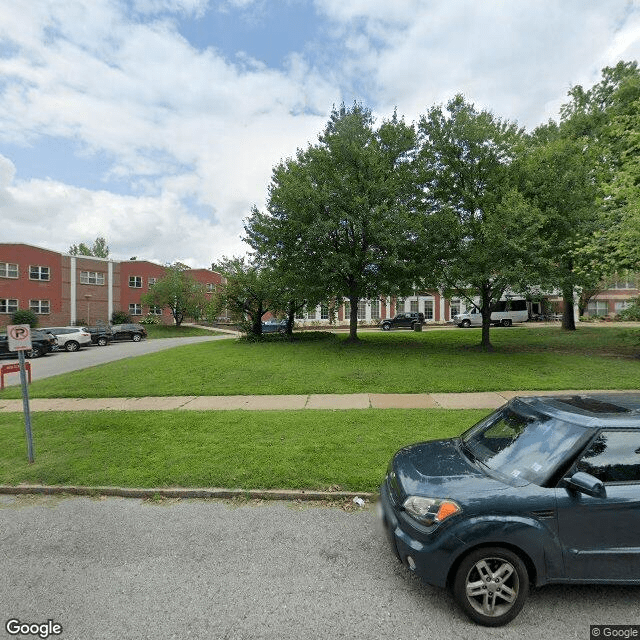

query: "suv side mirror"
(564, 472), (606, 498)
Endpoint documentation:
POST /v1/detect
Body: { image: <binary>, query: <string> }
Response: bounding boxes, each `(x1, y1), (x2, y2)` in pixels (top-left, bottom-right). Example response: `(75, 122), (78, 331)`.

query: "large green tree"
(245, 104), (423, 342)
(210, 256), (278, 336)
(562, 61), (640, 279)
(141, 263), (207, 327)
(514, 123), (602, 330)
(418, 95), (543, 350)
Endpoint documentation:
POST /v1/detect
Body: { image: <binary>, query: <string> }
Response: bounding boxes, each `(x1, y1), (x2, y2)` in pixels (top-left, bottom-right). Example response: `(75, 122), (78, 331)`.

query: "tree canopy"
(140, 263), (207, 327)
(245, 103), (426, 341)
(417, 95), (543, 350)
(69, 236), (110, 258)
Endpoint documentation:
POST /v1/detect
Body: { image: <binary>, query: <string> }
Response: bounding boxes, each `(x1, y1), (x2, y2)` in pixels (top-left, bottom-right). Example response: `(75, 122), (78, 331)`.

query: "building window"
(80, 271), (105, 285)
(29, 300), (50, 314)
(410, 299), (419, 314)
(129, 276), (142, 288)
(320, 304), (329, 320)
(0, 299), (18, 313)
(0, 263), (18, 279)
(206, 283), (216, 292)
(306, 306), (316, 320)
(615, 301), (632, 313)
(148, 277), (157, 287)
(450, 298), (461, 318)
(357, 300), (367, 320)
(29, 265), (50, 281)
(587, 300), (609, 317)
(129, 303), (142, 315)
(396, 298), (405, 313)
(150, 306), (163, 315)
(344, 301), (350, 319)
(424, 299), (434, 320)
(371, 299), (380, 320)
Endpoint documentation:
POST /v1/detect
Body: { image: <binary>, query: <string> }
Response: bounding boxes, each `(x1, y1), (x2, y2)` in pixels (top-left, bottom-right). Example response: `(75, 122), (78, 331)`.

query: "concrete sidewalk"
(0, 389), (632, 412)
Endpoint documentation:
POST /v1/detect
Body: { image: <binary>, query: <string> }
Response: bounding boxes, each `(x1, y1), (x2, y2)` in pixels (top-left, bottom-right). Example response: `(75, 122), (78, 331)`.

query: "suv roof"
(516, 393), (640, 427)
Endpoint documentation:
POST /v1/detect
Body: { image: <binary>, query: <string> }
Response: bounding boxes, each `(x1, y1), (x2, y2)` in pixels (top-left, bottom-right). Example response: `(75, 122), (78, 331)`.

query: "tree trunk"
(480, 285), (494, 352)
(562, 285), (576, 331)
(348, 295), (359, 342)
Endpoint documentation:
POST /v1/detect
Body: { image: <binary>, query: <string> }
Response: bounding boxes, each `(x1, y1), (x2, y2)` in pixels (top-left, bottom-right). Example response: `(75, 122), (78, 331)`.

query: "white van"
(453, 299), (529, 328)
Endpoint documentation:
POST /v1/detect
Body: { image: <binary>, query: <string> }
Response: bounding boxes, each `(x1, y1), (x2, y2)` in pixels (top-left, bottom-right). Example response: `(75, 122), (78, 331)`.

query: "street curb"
(0, 484), (378, 502)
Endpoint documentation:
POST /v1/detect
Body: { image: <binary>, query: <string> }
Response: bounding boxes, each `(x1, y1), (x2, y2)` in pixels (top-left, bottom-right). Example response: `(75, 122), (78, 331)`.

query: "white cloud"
(0, 0), (639, 268)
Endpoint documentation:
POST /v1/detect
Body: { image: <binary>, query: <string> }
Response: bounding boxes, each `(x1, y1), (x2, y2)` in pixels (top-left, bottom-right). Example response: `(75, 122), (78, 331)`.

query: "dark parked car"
(87, 326), (113, 346)
(110, 323), (147, 342)
(0, 330), (57, 358)
(261, 319), (288, 334)
(379, 393), (640, 626)
(380, 312), (424, 331)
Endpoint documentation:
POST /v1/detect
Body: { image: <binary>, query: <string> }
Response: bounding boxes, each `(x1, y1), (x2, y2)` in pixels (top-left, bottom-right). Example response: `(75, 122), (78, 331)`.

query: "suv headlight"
(402, 496), (461, 526)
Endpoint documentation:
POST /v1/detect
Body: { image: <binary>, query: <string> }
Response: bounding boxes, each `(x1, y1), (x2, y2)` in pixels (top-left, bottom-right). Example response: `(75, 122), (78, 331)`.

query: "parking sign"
(7, 324), (32, 351)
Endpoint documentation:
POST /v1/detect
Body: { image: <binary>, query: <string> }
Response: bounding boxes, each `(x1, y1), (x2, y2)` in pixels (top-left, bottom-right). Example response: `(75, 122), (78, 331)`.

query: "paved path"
(0, 389), (634, 412)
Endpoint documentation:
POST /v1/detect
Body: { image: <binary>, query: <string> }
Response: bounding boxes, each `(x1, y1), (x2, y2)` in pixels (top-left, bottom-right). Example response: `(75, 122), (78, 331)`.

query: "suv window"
(576, 431), (640, 483)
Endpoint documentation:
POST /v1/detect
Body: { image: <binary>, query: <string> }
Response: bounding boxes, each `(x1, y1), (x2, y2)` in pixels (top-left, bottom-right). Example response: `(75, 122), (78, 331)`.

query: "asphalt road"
(1, 495), (638, 640)
(1, 335), (232, 387)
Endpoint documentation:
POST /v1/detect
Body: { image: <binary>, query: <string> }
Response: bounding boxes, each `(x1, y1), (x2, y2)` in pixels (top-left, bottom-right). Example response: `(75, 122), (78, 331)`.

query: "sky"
(0, 0), (639, 268)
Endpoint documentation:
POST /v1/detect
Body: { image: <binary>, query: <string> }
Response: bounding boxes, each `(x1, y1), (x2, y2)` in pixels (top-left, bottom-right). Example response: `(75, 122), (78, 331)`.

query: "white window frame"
(0, 298), (19, 313)
(29, 265), (50, 281)
(0, 262), (18, 279)
(29, 299), (50, 314)
(129, 303), (142, 315)
(424, 299), (434, 320)
(80, 271), (105, 285)
(150, 306), (163, 315)
(587, 300), (609, 317)
(148, 277), (157, 287)
(129, 276), (142, 288)
(370, 299), (380, 320)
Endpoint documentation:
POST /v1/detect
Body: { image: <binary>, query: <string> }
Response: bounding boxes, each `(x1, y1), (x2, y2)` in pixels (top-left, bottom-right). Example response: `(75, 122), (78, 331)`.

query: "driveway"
(1, 495), (638, 640)
(0, 334), (233, 387)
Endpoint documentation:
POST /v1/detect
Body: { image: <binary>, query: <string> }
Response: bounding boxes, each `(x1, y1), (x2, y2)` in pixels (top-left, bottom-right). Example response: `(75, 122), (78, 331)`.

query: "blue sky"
(0, 0), (639, 266)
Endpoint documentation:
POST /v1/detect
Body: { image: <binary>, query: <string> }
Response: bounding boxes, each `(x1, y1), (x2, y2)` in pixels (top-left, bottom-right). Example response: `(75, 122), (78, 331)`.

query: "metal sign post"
(7, 325), (35, 463)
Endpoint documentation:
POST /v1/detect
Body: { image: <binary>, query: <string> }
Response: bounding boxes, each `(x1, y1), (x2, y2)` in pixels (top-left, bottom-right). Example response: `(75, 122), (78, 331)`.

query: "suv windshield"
(460, 404), (592, 486)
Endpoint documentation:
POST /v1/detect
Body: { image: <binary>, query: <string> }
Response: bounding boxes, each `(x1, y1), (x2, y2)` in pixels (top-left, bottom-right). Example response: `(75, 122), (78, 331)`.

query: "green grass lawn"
(145, 325), (221, 338)
(2, 325), (638, 399)
(0, 409), (487, 492)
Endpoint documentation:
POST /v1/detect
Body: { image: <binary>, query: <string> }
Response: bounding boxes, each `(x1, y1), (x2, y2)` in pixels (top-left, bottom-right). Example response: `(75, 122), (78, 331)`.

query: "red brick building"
(0, 243), (224, 328)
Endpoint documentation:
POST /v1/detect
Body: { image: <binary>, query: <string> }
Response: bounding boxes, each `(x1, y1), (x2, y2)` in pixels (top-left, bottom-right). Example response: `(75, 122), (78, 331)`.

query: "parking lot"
(0, 334), (229, 387)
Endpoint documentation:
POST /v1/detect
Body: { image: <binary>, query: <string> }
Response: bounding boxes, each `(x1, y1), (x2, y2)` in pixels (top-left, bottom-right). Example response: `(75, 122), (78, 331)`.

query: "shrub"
(111, 310), (132, 324)
(11, 309), (39, 327)
(616, 298), (640, 322)
(139, 314), (161, 325)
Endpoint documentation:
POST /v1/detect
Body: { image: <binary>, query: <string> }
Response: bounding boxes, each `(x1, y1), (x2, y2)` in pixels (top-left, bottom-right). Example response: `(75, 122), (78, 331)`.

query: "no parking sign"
(6, 324), (35, 462)
(7, 324), (32, 351)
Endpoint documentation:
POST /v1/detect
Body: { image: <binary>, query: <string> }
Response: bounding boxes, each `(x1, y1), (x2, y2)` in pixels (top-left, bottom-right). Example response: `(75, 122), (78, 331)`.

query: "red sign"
(1, 362), (31, 389)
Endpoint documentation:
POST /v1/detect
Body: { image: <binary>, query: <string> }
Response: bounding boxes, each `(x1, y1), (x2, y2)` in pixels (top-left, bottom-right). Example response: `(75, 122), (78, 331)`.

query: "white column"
(70, 256), (76, 324)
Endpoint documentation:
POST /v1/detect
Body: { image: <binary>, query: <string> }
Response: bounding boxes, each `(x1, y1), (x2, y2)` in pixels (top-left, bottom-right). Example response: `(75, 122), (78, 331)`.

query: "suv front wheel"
(65, 341), (80, 352)
(132, 333), (142, 342)
(381, 323), (391, 331)
(452, 546), (529, 626)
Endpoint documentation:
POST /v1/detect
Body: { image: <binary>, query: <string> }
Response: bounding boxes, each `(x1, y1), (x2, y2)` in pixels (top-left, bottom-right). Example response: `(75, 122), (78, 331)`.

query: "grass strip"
(0, 409), (488, 493)
(2, 326), (638, 399)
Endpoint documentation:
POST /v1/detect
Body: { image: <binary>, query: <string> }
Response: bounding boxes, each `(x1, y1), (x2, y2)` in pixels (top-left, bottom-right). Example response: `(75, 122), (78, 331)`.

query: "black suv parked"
(111, 323), (147, 342)
(380, 312), (425, 331)
(0, 330), (57, 358)
(87, 326), (113, 346)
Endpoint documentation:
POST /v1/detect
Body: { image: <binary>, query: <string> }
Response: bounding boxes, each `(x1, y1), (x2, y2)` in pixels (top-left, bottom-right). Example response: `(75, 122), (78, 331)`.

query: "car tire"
(381, 324), (391, 331)
(461, 319), (471, 328)
(27, 346), (42, 358)
(97, 337), (108, 346)
(453, 546), (529, 627)
(65, 341), (80, 352)
(501, 319), (512, 327)
(132, 333), (142, 342)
